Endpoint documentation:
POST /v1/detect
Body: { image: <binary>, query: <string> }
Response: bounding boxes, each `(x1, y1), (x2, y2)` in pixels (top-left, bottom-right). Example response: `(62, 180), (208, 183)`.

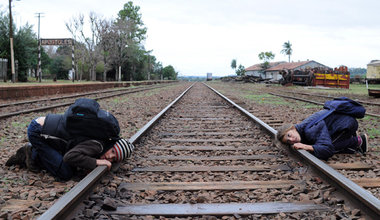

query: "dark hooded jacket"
(40, 114), (114, 169)
(295, 110), (358, 160)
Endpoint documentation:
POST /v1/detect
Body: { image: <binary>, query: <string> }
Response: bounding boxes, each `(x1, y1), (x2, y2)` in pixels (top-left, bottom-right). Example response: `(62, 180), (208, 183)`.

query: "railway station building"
(245, 61), (285, 78)
(245, 60), (329, 80)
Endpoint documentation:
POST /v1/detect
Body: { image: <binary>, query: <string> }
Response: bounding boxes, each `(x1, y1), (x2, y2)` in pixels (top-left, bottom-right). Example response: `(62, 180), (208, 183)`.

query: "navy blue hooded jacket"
(295, 110), (358, 160)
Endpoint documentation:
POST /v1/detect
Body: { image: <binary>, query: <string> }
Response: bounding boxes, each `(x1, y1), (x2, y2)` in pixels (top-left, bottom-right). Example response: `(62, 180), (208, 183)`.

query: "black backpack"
(64, 98), (120, 142)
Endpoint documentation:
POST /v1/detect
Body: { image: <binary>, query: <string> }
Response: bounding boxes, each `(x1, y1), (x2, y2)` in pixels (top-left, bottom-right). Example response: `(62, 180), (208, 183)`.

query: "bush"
(18, 72), (28, 82)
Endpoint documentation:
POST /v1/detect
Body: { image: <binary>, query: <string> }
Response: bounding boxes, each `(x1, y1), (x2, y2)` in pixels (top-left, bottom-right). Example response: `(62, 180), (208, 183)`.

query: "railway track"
(0, 84), (171, 120)
(38, 83), (380, 219)
(278, 89), (380, 107)
(268, 92), (380, 118)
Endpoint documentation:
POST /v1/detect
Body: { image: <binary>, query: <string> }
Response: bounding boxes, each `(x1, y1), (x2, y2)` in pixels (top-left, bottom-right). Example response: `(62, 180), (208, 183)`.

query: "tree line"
(0, 1), (177, 82)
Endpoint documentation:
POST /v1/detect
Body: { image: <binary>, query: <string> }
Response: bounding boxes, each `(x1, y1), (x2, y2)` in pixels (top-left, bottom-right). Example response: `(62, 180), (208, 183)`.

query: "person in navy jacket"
(277, 110), (368, 160)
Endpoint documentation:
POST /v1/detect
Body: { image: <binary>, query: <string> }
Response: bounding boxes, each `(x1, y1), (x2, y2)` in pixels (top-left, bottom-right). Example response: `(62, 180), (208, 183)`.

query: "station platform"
(0, 80), (174, 100)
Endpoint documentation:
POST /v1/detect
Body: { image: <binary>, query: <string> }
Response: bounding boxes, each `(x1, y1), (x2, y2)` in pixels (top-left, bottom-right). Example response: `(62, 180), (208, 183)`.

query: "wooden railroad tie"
(159, 131), (254, 137)
(108, 202), (328, 216)
(119, 180), (304, 191)
(132, 164), (291, 172)
(352, 178), (380, 188)
(150, 145), (268, 151)
(146, 155), (276, 161)
(160, 138), (259, 143)
(327, 162), (373, 170)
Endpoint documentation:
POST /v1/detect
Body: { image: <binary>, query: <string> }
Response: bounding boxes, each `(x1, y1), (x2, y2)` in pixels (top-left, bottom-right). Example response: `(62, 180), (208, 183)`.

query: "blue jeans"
(27, 119), (74, 180)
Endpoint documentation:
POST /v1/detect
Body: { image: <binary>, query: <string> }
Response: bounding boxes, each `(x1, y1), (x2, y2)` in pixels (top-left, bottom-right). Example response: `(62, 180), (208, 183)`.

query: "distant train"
(367, 60), (380, 84)
(207, 73), (212, 81)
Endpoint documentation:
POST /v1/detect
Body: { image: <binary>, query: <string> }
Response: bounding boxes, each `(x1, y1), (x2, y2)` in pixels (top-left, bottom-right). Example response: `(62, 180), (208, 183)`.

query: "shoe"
(25, 143), (40, 173)
(358, 133), (368, 154)
(5, 145), (27, 167)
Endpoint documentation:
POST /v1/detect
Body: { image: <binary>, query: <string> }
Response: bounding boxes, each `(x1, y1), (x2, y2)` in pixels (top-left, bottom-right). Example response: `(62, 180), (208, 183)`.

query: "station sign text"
(40, 38), (73, 46)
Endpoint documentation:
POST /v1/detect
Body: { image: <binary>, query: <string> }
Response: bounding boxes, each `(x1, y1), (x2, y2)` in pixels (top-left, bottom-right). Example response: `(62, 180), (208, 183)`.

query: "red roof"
(266, 61), (311, 71)
(245, 61), (285, 71)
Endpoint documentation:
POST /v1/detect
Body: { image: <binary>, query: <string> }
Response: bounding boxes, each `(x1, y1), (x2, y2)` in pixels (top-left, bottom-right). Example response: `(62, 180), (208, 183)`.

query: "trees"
(118, 1), (147, 44)
(63, 1), (172, 82)
(66, 13), (100, 81)
(116, 1), (147, 81)
(1, 1), (171, 83)
(64, 1), (157, 82)
(236, 64), (246, 76)
(94, 17), (114, 81)
(162, 65), (177, 80)
(13, 24), (38, 81)
(231, 59), (237, 72)
(231, 59), (245, 76)
(258, 51), (275, 69)
(0, 10), (48, 81)
(281, 41), (292, 62)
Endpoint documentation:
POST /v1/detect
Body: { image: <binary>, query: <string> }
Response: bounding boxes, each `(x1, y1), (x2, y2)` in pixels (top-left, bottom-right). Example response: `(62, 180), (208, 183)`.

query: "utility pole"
(35, 12), (44, 82)
(9, 0), (15, 83)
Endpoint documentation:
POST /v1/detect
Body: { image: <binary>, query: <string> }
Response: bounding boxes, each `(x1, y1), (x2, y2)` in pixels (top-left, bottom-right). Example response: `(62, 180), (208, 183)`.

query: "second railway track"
(40, 83), (380, 219)
(0, 84), (171, 120)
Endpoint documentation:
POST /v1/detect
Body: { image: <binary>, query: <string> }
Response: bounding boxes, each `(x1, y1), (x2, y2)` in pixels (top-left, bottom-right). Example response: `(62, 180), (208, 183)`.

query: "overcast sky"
(4, 0), (380, 76)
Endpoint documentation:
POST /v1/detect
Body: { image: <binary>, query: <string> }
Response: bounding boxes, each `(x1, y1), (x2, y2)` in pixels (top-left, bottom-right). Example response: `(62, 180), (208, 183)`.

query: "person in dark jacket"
(277, 110), (368, 160)
(6, 114), (134, 181)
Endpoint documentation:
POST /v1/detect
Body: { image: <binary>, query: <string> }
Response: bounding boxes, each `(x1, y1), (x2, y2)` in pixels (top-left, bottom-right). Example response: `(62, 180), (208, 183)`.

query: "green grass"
(361, 116), (374, 121)
(367, 127), (380, 139)
(348, 84), (380, 95)
(360, 116), (380, 139)
(297, 102), (320, 109)
(0, 176), (27, 185)
(0, 137), (6, 145)
(243, 94), (289, 105)
(110, 97), (129, 104)
(303, 84), (380, 96)
(11, 121), (29, 129)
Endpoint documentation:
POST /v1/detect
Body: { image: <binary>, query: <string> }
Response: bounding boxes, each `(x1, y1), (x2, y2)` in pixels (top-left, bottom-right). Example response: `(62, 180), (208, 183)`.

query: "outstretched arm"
(63, 140), (103, 170)
(293, 143), (314, 151)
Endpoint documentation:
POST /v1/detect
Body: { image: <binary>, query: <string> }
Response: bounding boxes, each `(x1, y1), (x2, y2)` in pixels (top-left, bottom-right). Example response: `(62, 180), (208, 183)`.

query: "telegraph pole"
(9, 0), (15, 83)
(35, 12), (44, 82)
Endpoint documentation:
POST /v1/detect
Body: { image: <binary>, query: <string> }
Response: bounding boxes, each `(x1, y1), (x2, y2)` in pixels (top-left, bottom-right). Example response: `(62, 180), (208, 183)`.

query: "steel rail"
(204, 83), (277, 137)
(205, 83), (380, 219)
(37, 83), (194, 220)
(280, 90), (380, 107)
(269, 92), (380, 118)
(0, 84), (170, 120)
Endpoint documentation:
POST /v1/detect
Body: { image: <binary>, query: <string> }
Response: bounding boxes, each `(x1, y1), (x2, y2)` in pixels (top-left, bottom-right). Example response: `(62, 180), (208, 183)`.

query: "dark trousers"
(27, 119), (74, 180)
(330, 116), (359, 154)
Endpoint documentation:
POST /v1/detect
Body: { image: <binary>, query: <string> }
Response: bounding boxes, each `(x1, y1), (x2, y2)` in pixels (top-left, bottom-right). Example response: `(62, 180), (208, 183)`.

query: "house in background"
(246, 60), (330, 80)
(265, 60), (329, 80)
(245, 61), (285, 78)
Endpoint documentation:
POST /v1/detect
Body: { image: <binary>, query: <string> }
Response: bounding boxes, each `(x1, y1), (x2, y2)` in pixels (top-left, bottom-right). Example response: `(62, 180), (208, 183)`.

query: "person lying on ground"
(6, 98), (134, 181)
(277, 110), (368, 160)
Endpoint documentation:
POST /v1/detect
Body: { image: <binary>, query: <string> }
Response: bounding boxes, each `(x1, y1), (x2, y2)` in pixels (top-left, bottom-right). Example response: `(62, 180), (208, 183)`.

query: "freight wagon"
(280, 66), (350, 89)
